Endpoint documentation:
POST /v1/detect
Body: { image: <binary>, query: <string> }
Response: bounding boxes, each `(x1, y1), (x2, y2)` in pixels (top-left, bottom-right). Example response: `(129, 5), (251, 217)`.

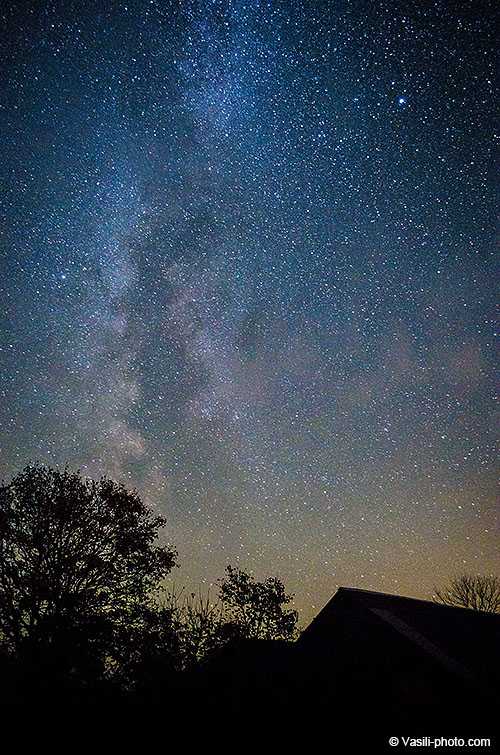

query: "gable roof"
(298, 587), (500, 695)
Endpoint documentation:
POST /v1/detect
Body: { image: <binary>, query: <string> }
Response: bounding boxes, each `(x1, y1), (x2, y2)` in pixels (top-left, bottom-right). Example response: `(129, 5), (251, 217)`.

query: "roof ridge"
(335, 586), (499, 615)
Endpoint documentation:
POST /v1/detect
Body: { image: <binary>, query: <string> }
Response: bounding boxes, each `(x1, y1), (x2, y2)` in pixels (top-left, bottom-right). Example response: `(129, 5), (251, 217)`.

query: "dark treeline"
(0, 464), (297, 705)
(1, 463), (498, 746)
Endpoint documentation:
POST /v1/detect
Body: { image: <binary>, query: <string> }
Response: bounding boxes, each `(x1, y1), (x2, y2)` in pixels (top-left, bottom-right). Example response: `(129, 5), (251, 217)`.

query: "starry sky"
(0, 0), (498, 621)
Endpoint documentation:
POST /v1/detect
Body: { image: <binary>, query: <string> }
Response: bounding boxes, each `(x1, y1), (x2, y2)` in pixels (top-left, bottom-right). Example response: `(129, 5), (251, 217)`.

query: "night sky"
(1, 0), (497, 621)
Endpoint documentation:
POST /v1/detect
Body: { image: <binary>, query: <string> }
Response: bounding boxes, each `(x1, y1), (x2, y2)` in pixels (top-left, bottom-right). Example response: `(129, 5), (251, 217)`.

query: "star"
(1, 0), (496, 623)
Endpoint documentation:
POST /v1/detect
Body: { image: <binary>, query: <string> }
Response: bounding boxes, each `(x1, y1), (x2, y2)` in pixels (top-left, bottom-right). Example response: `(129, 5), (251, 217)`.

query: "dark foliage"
(0, 464), (177, 696)
(218, 565), (299, 641)
(0, 464), (302, 704)
(147, 567), (299, 673)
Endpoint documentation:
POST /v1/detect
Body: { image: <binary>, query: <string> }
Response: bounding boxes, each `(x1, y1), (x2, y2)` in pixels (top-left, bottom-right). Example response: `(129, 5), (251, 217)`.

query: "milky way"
(1, 0), (497, 620)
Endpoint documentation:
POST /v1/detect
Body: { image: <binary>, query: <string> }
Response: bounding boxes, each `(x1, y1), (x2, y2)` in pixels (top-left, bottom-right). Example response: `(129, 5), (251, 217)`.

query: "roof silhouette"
(298, 586), (500, 697)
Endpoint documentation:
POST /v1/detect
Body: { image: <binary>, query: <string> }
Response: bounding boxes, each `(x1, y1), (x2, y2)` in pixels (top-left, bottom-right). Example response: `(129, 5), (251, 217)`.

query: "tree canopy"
(0, 464), (177, 681)
(0, 464), (300, 701)
(218, 565), (298, 640)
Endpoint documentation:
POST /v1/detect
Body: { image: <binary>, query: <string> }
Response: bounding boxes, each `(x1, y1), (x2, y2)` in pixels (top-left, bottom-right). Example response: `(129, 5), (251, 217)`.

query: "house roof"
(298, 587), (500, 695)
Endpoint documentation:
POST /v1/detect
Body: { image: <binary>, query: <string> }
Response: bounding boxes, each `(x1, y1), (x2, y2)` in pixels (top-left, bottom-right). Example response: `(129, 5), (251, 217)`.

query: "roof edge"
(332, 586), (500, 615)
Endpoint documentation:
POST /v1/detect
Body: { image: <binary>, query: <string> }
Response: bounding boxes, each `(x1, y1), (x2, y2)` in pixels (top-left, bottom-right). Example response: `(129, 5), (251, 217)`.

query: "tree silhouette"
(138, 570), (300, 676)
(218, 565), (298, 640)
(0, 464), (177, 690)
(0, 464), (303, 701)
(433, 574), (500, 613)
(111, 601), (185, 696)
(166, 589), (228, 667)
